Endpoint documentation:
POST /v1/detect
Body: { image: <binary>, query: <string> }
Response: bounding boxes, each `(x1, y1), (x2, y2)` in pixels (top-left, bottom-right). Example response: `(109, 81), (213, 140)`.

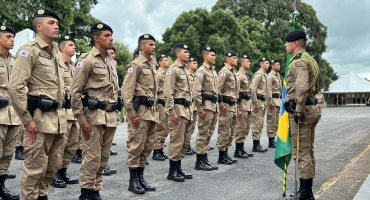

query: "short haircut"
(173, 48), (183, 58)
(90, 31), (102, 46)
(32, 17), (45, 32)
(58, 41), (68, 51)
(157, 57), (166, 63)
(202, 50), (212, 57)
(298, 38), (307, 48)
(239, 58), (249, 64)
(223, 56), (229, 63)
(138, 40), (152, 51)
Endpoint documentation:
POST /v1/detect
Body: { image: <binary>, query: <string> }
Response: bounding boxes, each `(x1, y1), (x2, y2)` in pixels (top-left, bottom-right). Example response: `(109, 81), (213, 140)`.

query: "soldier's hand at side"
(237, 111), (242, 121)
(81, 122), (91, 141)
(221, 105), (227, 117)
(130, 117), (140, 131)
(296, 112), (302, 118)
(253, 105), (260, 114)
(198, 111), (206, 123)
(170, 114), (179, 128)
(25, 121), (38, 145)
(269, 104), (274, 112)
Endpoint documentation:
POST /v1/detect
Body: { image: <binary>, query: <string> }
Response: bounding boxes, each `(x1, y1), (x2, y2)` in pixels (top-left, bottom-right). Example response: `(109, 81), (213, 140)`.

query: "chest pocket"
(142, 68), (153, 86)
(92, 64), (108, 85)
(226, 75), (235, 89)
(0, 66), (5, 74)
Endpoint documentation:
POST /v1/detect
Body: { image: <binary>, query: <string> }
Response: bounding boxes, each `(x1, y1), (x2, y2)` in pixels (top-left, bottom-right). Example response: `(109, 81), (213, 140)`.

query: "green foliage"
(113, 41), (132, 87)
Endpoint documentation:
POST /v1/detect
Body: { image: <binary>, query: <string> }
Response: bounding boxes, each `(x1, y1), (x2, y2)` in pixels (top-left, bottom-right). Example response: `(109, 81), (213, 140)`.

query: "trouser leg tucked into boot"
(225, 148), (238, 163)
(234, 143), (248, 158)
(92, 190), (102, 200)
(298, 178), (315, 200)
(137, 167), (156, 191)
(252, 140), (266, 152)
(240, 142), (254, 157)
(217, 151), (232, 165)
(167, 160), (185, 182)
(194, 154), (212, 171)
(128, 168), (145, 194)
(204, 154), (218, 170)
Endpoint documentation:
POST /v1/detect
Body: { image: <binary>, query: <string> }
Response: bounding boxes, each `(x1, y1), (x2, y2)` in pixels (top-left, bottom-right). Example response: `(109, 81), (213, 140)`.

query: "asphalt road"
(4, 106), (370, 200)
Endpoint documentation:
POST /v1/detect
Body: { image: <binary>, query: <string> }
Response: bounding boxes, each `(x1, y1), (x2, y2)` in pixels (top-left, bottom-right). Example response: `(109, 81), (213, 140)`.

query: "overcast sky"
(91, 0), (370, 78)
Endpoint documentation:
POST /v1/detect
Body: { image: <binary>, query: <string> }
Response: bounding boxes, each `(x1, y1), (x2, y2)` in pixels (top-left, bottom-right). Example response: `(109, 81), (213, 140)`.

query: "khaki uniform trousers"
(235, 111), (251, 143)
(196, 110), (218, 154)
(189, 111), (197, 137)
(16, 126), (25, 147)
(228, 114), (237, 145)
(217, 111), (236, 151)
(127, 120), (156, 168)
(21, 132), (64, 199)
(77, 128), (83, 150)
(266, 106), (280, 139)
(79, 125), (116, 191)
(0, 125), (19, 175)
(168, 116), (192, 161)
(289, 105), (319, 179)
(251, 106), (266, 140)
(153, 104), (169, 150)
(61, 120), (79, 168)
(317, 103), (324, 115)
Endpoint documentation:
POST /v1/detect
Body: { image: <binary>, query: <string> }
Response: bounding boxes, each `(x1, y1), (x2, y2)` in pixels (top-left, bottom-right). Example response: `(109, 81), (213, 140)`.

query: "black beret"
(188, 57), (197, 62)
(138, 34), (155, 42)
(202, 46), (216, 54)
(156, 54), (167, 62)
(33, 9), (59, 21)
(258, 57), (269, 63)
(174, 43), (190, 51)
(133, 50), (140, 56)
(239, 55), (250, 60)
(0, 25), (16, 36)
(270, 60), (279, 64)
(90, 23), (113, 34)
(111, 47), (116, 52)
(285, 30), (306, 42)
(58, 35), (75, 44)
(224, 51), (237, 57)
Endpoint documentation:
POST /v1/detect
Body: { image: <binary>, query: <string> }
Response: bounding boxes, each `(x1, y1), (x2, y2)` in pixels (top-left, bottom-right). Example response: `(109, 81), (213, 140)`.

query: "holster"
(0, 97), (9, 108)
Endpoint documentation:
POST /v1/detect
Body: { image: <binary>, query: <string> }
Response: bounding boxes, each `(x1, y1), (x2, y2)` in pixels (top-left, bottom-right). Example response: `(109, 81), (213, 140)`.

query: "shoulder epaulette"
(80, 53), (89, 58)
(294, 53), (302, 60)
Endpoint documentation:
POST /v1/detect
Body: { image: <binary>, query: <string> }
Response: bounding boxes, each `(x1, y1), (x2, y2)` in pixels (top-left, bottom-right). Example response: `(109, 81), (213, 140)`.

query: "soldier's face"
(285, 41), (295, 54)
(96, 30), (113, 50)
(188, 61), (198, 71)
(0, 33), (15, 50)
(204, 52), (216, 65)
(228, 56), (238, 67)
(260, 61), (269, 70)
(160, 58), (170, 68)
(61, 41), (76, 57)
(38, 17), (59, 40)
(243, 59), (251, 69)
(273, 62), (281, 71)
(107, 49), (115, 59)
(142, 40), (155, 56)
(178, 49), (190, 63)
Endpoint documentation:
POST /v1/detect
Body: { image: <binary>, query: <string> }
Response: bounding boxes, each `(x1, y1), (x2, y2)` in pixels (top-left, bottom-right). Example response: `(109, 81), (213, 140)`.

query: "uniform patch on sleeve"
(254, 74), (259, 78)
(127, 68), (134, 73)
(267, 76), (271, 79)
(295, 61), (302, 66)
(166, 70), (171, 75)
(221, 73), (226, 77)
(197, 73), (203, 77)
(19, 50), (29, 57)
(76, 62), (83, 68)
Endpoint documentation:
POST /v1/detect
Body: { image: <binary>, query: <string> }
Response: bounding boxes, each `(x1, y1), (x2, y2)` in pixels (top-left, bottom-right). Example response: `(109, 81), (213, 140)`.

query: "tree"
(212, 0), (338, 89)
(112, 41), (133, 87)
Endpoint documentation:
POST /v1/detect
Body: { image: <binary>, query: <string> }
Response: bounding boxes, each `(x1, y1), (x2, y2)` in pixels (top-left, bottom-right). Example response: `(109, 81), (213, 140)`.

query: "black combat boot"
(92, 190), (102, 200)
(37, 196), (48, 200)
(14, 146), (24, 160)
(186, 146), (194, 155)
(72, 149), (82, 163)
(5, 171), (16, 179)
(128, 168), (145, 194)
(167, 160), (185, 182)
(58, 168), (78, 184)
(234, 143), (248, 158)
(194, 154), (212, 171)
(177, 160), (192, 179)
(79, 188), (92, 200)
(0, 175), (20, 200)
(225, 148), (238, 163)
(252, 140), (266, 153)
(152, 149), (165, 161)
(209, 145), (215, 150)
(240, 142), (254, 157)
(298, 179), (315, 200)
(204, 154), (219, 170)
(217, 151), (232, 165)
(159, 148), (168, 159)
(137, 167), (156, 191)
(268, 137), (276, 148)
(105, 165), (117, 174)
(51, 173), (66, 188)
(110, 150), (118, 155)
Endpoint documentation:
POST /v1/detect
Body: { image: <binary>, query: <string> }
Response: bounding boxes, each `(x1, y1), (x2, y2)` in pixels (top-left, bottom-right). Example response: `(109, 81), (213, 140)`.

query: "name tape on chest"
(127, 67), (133, 73)
(19, 50), (29, 57)
(64, 69), (69, 72)
(76, 62), (83, 68)
(94, 64), (105, 69)
(39, 53), (51, 60)
(143, 66), (150, 69)
(0, 64), (3, 67)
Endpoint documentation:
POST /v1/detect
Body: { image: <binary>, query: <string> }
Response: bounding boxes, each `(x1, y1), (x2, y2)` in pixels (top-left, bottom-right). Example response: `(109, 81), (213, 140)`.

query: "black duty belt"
(157, 99), (165, 106)
(239, 93), (251, 101)
(222, 97), (236, 106)
(257, 94), (266, 101)
(28, 95), (64, 112)
(201, 94), (218, 103)
(0, 97), (11, 108)
(306, 97), (317, 106)
(82, 98), (118, 112)
(272, 93), (281, 98)
(174, 98), (191, 108)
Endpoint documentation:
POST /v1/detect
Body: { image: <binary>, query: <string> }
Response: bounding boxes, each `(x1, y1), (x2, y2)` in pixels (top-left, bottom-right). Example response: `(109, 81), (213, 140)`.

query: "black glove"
(284, 99), (296, 114)
(294, 112), (304, 127)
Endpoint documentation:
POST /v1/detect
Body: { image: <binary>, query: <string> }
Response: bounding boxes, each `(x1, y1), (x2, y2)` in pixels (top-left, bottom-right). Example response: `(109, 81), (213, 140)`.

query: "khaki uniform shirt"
(186, 70), (197, 112)
(164, 60), (193, 120)
(315, 93), (324, 103)
(286, 50), (320, 112)
(217, 64), (238, 112)
(0, 52), (21, 125)
(122, 54), (157, 121)
(71, 47), (119, 127)
(8, 36), (66, 134)
(251, 68), (267, 107)
(156, 67), (167, 100)
(266, 70), (282, 107)
(192, 63), (218, 113)
(236, 68), (252, 112)
(59, 53), (76, 121)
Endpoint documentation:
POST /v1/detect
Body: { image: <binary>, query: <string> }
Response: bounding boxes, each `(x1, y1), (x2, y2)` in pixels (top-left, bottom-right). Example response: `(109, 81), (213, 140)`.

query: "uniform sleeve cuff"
(295, 103), (305, 113)
(77, 116), (87, 126)
(197, 107), (204, 113)
(22, 115), (34, 126)
(169, 109), (176, 116)
(127, 110), (137, 119)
